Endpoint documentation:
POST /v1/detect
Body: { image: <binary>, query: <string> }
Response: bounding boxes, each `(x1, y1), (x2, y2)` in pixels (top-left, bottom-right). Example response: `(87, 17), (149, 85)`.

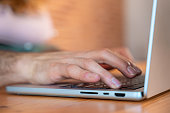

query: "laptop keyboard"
(59, 75), (145, 90)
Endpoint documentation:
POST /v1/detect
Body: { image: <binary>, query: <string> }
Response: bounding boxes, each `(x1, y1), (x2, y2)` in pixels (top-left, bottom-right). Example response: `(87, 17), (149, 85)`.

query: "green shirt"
(0, 43), (48, 52)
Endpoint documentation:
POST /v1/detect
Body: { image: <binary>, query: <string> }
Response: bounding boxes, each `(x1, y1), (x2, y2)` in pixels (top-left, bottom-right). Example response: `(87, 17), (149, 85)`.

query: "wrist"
(15, 53), (36, 83)
(0, 51), (32, 86)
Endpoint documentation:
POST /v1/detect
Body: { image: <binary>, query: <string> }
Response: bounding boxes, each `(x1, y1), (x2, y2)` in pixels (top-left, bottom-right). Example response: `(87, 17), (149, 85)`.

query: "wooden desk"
(0, 62), (170, 113)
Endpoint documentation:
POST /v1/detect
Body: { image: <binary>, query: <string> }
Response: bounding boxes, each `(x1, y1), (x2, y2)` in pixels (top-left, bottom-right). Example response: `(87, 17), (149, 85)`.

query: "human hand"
(17, 48), (141, 89)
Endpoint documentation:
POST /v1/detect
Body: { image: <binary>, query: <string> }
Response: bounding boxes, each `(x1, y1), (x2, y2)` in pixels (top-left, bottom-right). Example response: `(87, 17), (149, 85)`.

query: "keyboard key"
(60, 75), (145, 90)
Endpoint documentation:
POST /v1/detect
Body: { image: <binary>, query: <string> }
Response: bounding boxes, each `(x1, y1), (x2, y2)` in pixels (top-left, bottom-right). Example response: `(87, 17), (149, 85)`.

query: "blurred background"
(47, 0), (153, 61)
(0, 0), (154, 61)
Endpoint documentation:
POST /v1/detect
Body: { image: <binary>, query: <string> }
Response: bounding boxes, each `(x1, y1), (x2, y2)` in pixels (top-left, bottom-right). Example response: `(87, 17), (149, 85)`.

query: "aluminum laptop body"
(6, 0), (170, 101)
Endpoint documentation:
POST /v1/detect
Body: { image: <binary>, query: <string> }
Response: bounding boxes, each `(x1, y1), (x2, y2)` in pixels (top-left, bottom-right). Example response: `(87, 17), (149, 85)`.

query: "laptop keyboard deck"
(59, 75), (145, 90)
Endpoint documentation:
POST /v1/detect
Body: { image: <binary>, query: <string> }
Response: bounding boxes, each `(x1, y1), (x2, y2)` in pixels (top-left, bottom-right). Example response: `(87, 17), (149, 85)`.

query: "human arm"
(0, 48), (142, 88)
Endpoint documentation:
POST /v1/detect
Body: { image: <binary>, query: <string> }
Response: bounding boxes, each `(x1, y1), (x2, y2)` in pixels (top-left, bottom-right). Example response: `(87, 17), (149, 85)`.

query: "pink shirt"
(0, 5), (55, 45)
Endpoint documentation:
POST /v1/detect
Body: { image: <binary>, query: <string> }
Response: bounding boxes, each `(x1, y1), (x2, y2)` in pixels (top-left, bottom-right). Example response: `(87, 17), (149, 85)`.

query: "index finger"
(82, 49), (142, 78)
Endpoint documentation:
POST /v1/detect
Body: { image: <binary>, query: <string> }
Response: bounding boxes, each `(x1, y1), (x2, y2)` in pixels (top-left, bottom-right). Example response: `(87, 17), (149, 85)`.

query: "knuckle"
(101, 48), (112, 54)
(118, 59), (129, 68)
(66, 64), (77, 74)
(118, 56), (129, 65)
(98, 48), (112, 59)
(84, 58), (95, 67)
(100, 48), (111, 55)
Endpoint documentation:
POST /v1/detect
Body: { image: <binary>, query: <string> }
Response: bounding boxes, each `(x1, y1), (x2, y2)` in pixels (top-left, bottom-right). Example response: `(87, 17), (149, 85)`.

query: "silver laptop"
(6, 0), (170, 101)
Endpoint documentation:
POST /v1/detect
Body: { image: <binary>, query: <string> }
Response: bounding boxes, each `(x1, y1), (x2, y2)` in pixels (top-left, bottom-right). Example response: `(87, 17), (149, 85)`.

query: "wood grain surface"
(0, 86), (169, 113)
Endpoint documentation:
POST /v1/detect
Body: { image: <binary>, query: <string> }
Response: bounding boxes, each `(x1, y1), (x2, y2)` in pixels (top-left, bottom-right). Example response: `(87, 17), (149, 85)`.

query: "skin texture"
(0, 48), (142, 88)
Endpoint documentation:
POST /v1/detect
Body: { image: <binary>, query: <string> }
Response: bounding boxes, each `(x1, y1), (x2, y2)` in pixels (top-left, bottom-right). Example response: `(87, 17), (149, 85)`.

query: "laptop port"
(115, 93), (125, 97)
(80, 91), (98, 94)
(103, 93), (109, 95)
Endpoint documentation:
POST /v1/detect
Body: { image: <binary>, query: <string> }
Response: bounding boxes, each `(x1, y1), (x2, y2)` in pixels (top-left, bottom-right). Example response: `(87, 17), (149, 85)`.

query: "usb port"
(103, 93), (109, 95)
(115, 93), (125, 97)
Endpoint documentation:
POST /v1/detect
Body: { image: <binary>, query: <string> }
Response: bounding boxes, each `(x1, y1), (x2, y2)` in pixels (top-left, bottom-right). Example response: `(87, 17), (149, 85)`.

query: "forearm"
(0, 51), (28, 86)
(0, 48), (142, 89)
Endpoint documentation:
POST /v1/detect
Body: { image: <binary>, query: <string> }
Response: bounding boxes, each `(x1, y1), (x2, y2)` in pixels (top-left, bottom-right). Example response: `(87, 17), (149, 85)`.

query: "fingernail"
(127, 65), (137, 77)
(134, 66), (142, 74)
(111, 78), (121, 88)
